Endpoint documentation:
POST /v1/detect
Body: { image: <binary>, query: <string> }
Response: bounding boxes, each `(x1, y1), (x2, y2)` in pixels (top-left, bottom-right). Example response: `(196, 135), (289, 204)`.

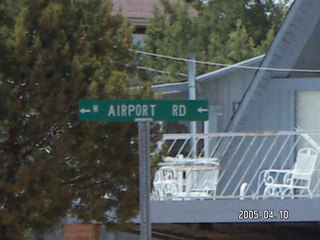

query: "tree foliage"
(0, 0), (150, 239)
(139, 0), (290, 83)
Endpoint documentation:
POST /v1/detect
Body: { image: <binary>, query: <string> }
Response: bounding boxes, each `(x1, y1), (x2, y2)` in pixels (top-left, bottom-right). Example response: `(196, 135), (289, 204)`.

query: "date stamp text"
(238, 209), (289, 220)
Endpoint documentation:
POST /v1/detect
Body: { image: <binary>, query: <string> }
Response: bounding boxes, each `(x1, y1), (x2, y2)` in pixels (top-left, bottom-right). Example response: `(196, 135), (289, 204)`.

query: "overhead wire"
(132, 49), (320, 73)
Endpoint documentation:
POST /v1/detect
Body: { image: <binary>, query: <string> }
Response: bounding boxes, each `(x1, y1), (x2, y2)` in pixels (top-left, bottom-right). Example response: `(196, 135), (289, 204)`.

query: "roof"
(227, 0), (320, 131)
(152, 55), (264, 95)
(111, 0), (198, 27)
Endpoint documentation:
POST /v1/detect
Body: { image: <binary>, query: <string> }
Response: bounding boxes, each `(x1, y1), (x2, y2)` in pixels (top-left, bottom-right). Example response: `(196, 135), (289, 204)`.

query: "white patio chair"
(262, 148), (318, 197)
(153, 166), (178, 199)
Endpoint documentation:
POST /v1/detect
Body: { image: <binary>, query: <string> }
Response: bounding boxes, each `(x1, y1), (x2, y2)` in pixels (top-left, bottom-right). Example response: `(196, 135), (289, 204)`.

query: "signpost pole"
(188, 55), (197, 158)
(137, 119), (152, 240)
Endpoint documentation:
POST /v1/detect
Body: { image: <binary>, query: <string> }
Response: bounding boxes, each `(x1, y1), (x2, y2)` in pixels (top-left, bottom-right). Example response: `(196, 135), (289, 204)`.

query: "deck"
(147, 131), (320, 223)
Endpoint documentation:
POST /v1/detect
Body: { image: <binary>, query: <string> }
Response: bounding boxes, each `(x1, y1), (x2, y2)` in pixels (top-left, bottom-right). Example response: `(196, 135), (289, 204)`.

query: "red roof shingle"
(112, 0), (198, 26)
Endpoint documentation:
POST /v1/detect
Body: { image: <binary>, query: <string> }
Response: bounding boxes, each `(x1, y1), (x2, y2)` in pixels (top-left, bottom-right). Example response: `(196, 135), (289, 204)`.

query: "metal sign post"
(137, 119), (152, 240)
(188, 55), (197, 158)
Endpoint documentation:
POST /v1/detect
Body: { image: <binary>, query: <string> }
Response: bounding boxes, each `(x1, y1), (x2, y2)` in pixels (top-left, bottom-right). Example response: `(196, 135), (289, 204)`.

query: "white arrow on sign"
(197, 107), (209, 113)
(80, 108), (91, 114)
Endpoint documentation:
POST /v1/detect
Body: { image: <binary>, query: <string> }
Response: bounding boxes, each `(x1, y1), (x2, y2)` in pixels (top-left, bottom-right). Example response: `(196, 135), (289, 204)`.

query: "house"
(154, 0), (320, 133)
(153, 54), (265, 133)
(111, 0), (197, 46)
(112, 0), (157, 45)
(149, 0), (320, 229)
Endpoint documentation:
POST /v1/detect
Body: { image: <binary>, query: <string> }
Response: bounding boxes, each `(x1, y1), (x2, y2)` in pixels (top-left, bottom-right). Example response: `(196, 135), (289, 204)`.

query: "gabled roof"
(227, 0), (320, 131)
(112, 0), (198, 27)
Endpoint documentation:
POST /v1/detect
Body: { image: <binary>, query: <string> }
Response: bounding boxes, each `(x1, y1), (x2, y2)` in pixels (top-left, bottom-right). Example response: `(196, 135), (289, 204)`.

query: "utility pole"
(188, 55), (197, 158)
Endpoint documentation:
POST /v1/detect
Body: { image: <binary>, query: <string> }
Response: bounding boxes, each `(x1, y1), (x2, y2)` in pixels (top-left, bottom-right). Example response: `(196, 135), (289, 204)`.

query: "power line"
(133, 49), (320, 73)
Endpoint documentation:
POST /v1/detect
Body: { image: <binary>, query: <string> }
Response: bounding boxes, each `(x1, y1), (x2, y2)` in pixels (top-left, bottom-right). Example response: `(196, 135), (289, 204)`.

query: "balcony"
(152, 131), (320, 201)
(147, 131), (320, 223)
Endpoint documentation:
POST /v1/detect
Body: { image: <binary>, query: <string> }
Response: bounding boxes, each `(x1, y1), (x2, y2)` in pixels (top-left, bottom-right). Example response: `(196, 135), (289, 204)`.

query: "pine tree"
(242, 0), (284, 45)
(0, 0), (148, 238)
(143, 0), (200, 83)
(255, 24), (277, 55)
(221, 20), (257, 64)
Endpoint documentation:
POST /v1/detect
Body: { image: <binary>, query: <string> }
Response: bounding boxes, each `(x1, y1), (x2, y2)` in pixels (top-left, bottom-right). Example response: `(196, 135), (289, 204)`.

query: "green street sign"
(79, 99), (209, 122)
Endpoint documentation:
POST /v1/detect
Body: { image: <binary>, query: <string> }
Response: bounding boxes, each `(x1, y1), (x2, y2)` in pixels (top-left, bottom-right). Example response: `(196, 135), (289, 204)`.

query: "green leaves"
(223, 20), (257, 64)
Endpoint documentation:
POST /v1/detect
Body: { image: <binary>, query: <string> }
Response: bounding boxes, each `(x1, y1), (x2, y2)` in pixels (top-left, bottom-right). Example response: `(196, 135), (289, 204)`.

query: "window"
(296, 91), (320, 130)
(296, 91), (320, 193)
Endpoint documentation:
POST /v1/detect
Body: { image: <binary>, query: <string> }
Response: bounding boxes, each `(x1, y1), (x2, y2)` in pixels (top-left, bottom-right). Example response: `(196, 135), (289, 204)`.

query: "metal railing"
(151, 131), (320, 200)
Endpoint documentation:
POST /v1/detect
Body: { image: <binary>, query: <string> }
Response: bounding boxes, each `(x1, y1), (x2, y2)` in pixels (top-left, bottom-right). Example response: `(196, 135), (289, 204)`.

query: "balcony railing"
(151, 131), (320, 201)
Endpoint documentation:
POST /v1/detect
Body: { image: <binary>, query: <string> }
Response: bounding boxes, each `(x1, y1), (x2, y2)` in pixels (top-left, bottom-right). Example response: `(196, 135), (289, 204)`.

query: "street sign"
(79, 99), (209, 122)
